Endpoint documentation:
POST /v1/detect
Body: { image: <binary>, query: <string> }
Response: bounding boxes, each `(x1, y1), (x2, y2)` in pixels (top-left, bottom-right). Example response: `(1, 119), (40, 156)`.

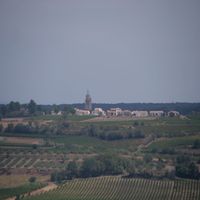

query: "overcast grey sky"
(0, 0), (200, 104)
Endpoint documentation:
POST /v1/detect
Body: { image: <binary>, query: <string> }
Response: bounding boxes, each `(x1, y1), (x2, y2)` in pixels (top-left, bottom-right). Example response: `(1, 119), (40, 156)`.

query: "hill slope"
(23, 176), (200, 200)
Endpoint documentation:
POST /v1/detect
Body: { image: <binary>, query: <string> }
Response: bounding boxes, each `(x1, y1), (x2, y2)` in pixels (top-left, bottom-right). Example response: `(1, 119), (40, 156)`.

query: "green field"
(147, 135), (200, 151)
(51, 135), (142, 153)
(80, 117), (200, 137)
(23, 176), (200, 200)
(1, 116), (200, 190)
(0, 183), (44, 200)
(29, 115), (96, 122)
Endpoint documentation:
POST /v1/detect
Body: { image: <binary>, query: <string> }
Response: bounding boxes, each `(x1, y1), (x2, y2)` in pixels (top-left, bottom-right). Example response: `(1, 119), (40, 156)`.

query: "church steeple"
(85, 90), (92, 111)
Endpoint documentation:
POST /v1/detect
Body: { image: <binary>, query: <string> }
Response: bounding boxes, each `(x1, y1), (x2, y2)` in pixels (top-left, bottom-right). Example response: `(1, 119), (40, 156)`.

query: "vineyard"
(0, 148), (95, 175)
(23, 176), (200, 200)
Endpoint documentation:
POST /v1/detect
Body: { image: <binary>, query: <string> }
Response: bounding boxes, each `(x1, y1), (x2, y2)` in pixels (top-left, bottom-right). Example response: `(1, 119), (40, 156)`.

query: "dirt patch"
(0, 136), (43, 145)
(28, 182), (57, 196)
(0, 175), (49, 188)
(0, 118), (27, 128)
(81, 116), (155, 122)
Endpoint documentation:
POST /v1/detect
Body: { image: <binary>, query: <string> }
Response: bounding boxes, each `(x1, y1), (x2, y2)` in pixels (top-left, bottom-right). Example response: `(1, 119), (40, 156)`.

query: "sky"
(0, 0), (200, 104)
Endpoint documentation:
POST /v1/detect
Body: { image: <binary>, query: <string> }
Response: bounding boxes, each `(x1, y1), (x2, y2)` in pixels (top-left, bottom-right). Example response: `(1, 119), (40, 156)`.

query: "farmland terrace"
(0, 114), (200, 199)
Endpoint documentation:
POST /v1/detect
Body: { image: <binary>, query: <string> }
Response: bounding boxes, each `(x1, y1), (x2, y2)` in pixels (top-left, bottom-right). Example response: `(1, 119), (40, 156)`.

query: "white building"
(57, 111), (63, 115)
(51, 111), (63, 115)
(132, 110), (149, 117)
(122, 110), (132, 117)
(149, 111), (164, 117)
(75, 108), (90, 116)
(168, 111), (180, 117)
(107, 108), (122, 116)
(92, 108), (106, 116)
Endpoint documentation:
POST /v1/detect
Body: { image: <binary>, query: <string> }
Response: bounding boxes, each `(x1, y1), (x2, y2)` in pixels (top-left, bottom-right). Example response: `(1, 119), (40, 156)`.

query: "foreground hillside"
(23, 176), (200, 200)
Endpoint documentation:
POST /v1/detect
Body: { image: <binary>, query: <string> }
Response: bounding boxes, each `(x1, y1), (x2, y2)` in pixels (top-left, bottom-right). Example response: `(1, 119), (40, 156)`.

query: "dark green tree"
(53, 104), (59, 114)
(5, 123), (14, 132)
(0, 124), (3, 132)
(81, 158), (105, 177)
(29, 176), (36, 183)
(28, 100), (37, 114)
(8, 101), (20, 112)
(67, 161), (78, 179)
(188, 162), (199, 179)
(63, 106), (75, 115)
(193, 139), (200, 149)
(15, 194), (20, 200)
(1, 105), (8, 117)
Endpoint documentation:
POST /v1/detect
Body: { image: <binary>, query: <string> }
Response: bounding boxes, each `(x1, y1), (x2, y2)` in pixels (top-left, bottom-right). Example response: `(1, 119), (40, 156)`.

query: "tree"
(144, 154), (152, 163)
(175, 155), (200, 179)
(193, 139), (200, 149)
(1, 105), (8, 117)
(15, 194), (20, 200)
(50, 172), (57, 182)
(63, 106), (75, 116)
(0, 124), (3, 132)
(127, 162), (136, 176)
(8, 101), (20, 112)
(66, 161), (78, 179)
(14, 123), (32, 133)
(53, 104), (59, 114)
(188, 162), (199, 179)
(177, 155), (191, 164)
(5, 123), (14, 132)
(133, 121), (139, 126)
(32, 144), (38, 150)
(29, 176), (36, 183)
(81, 158), (105, 177)
(28, 100), (37, 114)
(50, 171), (65, 183)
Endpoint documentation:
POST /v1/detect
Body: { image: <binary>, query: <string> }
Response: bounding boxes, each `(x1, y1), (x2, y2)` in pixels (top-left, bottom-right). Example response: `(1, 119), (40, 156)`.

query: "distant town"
(73, 92), (181, 118)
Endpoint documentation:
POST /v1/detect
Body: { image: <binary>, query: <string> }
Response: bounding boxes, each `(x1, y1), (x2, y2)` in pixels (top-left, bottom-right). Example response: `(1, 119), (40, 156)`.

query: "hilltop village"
(74, 92), (180, 118)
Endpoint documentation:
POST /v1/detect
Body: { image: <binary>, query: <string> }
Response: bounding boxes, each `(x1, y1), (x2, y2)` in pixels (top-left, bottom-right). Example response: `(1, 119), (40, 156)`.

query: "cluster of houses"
(74, 107), (180, 118)
(50, 93), (180, 118)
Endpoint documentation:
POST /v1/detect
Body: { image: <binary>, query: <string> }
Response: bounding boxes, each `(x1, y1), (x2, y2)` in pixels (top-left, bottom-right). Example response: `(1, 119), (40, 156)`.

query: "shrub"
(0, 124), (3, 132)
(5, 123), (14, 132)
(29, 176), (36, 183)
(193, 139), (200, 149)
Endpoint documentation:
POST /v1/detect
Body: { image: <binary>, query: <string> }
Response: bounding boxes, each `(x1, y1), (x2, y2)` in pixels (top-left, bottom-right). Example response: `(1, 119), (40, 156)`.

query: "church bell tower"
(85, 90), (92, 111)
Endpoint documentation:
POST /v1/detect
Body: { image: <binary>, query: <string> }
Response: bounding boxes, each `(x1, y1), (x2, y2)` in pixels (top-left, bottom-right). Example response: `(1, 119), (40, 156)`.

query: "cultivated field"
(0, 182), (45, 200)
(0, 136), (43, 145)
(1, 116), (200, 199)
(22, 176), (200, 200)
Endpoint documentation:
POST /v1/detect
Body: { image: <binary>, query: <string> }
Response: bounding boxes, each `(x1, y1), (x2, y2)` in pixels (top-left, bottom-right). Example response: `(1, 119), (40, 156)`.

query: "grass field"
(80, 117), (200, 136)
(147, 135), (200, 151)
(22, 176), (200, 200)
(0, 182), (45, 200)
(51, 135), (143, 154)
(29, 115), (96, 122)
(0, 116), (200, 181)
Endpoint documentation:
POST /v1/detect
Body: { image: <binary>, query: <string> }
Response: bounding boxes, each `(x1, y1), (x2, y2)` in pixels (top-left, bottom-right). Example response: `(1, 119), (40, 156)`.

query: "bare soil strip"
(0, 136), (43, 145)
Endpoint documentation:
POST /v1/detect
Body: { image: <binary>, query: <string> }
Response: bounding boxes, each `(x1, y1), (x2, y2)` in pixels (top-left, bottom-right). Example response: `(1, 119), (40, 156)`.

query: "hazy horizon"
(1, 99), (200, 105)
(1, 0), (200, 104)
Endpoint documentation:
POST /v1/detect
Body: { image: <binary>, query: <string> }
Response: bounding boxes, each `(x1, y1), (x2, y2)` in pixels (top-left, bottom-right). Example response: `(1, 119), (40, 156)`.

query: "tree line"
(0, 100), (75, 119)
(82, 124), (145, 141)
(51, 154), (131, 182)
(51, 154), (200, 183)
